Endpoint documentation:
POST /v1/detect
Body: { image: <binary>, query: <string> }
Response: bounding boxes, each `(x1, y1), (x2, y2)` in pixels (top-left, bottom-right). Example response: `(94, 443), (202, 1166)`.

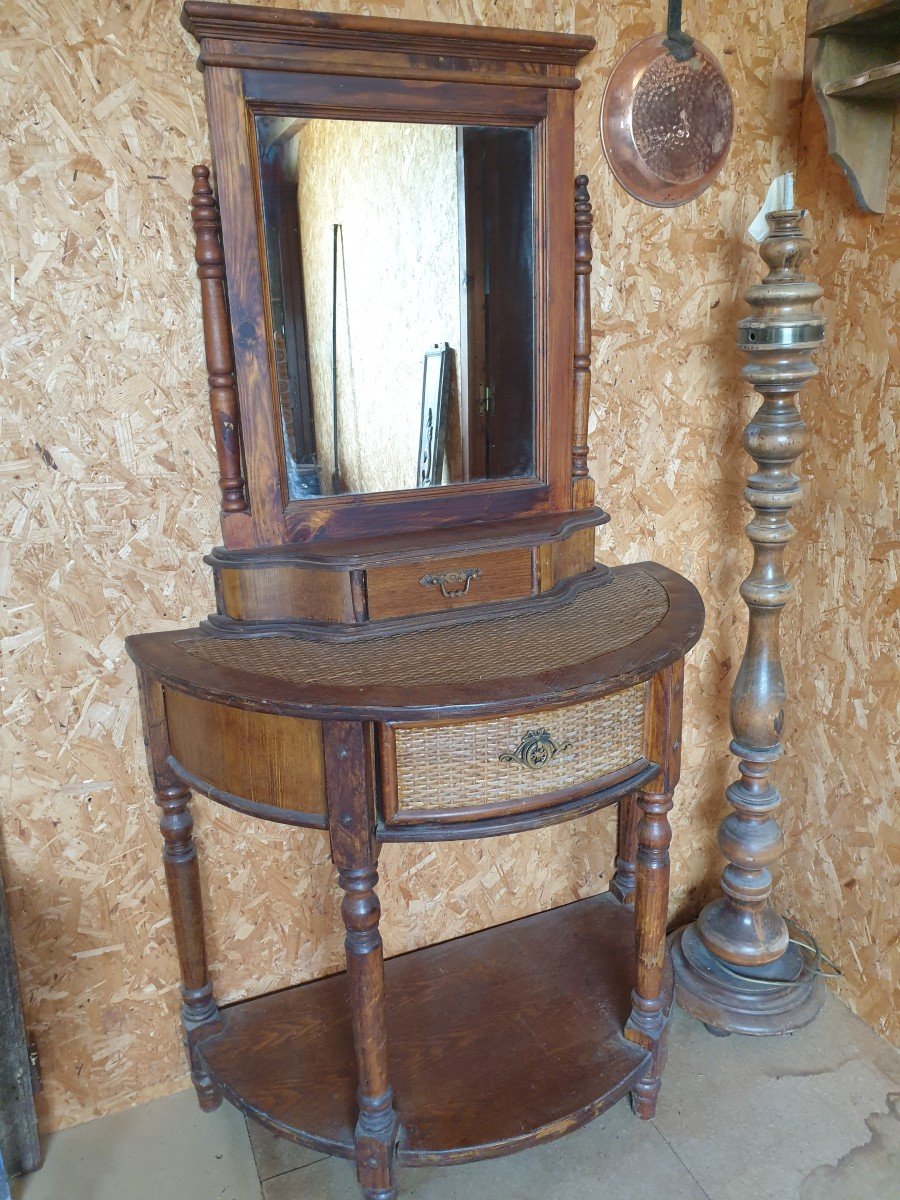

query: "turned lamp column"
(672, 210), (826, 1035)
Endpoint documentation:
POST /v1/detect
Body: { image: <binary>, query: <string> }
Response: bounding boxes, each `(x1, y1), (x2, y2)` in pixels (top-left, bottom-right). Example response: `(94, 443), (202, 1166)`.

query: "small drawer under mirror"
(366, 548), (533, 619)
(204, 510), (606, 631)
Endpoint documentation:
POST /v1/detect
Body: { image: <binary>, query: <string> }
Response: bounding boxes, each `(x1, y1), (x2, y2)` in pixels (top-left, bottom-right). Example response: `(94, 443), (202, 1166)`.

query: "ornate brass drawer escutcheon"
(499, 729), (570, 769)
(419, 567), (483, 599)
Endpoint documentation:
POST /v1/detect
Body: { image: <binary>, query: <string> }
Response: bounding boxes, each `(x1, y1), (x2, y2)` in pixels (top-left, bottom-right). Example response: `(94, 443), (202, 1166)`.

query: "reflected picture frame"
(417, 342), (451, 488)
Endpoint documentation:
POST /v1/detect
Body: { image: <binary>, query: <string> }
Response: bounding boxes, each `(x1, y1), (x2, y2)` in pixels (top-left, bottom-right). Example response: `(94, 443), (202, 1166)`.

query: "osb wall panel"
(7, 0), (890, 1137)
(779, 85), (898, 1042)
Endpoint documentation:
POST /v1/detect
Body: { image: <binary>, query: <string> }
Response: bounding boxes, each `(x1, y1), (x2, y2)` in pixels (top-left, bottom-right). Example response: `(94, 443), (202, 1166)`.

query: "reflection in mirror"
(255, 117), (535, 500)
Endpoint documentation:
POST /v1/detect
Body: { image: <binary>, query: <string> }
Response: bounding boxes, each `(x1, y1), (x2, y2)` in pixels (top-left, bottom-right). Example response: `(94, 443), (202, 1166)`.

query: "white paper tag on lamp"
(748, 173), (795, 242)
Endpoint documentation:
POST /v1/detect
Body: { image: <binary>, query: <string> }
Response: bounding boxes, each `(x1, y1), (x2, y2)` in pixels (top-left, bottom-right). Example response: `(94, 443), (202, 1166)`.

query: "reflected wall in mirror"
(255, 117), (536, 501)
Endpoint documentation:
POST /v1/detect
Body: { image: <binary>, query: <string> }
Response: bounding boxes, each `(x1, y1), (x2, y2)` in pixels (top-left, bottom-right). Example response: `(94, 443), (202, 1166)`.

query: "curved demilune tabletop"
(126, 562), (705, 722)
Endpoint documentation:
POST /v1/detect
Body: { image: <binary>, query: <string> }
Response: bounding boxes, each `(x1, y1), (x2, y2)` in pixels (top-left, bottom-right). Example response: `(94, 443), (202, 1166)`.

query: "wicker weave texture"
(183, 569), (668, 688)
(392, 683), (647, 812)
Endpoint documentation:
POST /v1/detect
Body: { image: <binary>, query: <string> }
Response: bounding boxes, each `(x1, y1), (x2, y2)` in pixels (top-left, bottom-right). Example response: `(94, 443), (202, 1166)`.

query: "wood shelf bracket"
(808, 0), (900, 213)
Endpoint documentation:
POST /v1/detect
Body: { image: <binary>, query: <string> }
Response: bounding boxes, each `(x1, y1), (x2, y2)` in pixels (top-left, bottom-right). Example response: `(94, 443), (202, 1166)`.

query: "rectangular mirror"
(254, 116), (536, 501)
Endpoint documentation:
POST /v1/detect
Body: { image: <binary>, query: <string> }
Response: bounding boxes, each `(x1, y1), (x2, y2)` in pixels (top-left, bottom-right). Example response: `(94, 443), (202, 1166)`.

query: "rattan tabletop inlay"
(181, 569), (669, 688)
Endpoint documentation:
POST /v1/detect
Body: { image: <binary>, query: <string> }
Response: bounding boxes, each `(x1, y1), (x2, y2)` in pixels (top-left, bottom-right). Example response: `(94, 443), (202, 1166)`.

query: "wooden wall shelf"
(808, 0), (900, 212)
(195, 894), (652, 1166)
(826, 59), (900, 98)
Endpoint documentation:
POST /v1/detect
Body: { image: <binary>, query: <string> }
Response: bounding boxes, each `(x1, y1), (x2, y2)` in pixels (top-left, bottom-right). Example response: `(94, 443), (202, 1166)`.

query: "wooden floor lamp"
(671, 209), (828, 1034)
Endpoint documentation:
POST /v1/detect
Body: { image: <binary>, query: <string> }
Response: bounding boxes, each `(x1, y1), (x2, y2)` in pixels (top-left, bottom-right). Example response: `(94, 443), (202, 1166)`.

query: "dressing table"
(127, 6), (704, 1197)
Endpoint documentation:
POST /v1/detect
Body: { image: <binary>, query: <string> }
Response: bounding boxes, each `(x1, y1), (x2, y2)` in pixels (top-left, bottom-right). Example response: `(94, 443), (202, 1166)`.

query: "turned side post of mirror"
(190, 166), (248, 525)
(572, 175), (596, 512)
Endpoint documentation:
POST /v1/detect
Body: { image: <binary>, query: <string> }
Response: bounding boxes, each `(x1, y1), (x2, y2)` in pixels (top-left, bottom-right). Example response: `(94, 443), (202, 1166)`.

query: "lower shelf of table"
(195, 891), (649, 1167)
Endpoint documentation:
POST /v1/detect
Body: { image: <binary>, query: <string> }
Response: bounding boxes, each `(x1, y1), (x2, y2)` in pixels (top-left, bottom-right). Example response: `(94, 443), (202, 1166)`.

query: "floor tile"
(653, 996), (900, 1200)
(262, 1102), (708, 1200)
(246, 1116), (329, 1181)
(12, 1089), (261, 1200)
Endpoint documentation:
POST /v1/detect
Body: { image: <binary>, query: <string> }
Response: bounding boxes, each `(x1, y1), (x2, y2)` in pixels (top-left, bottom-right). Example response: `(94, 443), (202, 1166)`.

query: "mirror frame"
(182, 3), (595, 549)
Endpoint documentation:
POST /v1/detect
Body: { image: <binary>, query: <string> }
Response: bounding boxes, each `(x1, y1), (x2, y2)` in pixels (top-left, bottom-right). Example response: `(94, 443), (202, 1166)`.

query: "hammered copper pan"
(600, 0), (733, 207)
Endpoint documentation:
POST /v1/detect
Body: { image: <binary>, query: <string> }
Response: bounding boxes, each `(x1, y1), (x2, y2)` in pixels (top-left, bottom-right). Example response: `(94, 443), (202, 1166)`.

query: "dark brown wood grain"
(182, 4), (594, 551)
(624, 661), (683, 1118)
(190, 166), (251, 545)
(136, 672), (223, 1111)
(126, 563), (705, 723)
(181, 2), (596, 67)
(209, 44), (584, 89)
(610, 790), (640, 906)
(195, 893), (648, 1167)
(205, 510), (607, 627)
(324, 724), (400, 1198)
(126, 16), (707, 1199)
(542, 87), (578, 513)
(206, 508), (609, 569)
(367, 549), (534, 620)
(218, 563), (357, 623)
(202, 63), (286, 548)
(534, 525), (596, 592)
(204, 564), (608, 642)
(164, 688), (327, 818)
(168, 762), (329, 831)
(572, 175), (594, 507)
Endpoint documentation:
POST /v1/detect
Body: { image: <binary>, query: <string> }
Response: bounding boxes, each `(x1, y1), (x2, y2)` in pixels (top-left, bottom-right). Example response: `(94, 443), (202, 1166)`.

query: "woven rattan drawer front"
(382, 683), (647, 824)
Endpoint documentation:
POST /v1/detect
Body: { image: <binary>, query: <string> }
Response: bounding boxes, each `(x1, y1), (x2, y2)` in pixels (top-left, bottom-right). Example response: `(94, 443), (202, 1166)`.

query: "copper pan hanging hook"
(663, 0), (694, 60)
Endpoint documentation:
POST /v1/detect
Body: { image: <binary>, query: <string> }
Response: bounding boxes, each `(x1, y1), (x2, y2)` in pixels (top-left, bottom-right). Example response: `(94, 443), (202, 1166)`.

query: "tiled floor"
(13, 993), (900, 1200)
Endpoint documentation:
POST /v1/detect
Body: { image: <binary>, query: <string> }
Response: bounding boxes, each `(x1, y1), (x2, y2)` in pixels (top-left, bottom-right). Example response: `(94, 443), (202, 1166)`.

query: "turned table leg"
(137, 674), (221, 1111)
(626, 664), (682, 1118)
(326, 724), (400, 1200)
(626, 785), (674, 1118)
(610, 791), (639, 906)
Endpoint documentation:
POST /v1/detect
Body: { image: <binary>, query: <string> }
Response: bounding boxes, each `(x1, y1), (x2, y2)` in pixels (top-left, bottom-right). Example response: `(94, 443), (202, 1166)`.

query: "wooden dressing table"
(128, 7), (704, 1197)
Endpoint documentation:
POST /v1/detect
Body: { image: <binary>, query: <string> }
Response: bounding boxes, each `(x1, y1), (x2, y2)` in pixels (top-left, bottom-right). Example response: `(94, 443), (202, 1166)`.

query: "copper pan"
(600, 0), (733, 207)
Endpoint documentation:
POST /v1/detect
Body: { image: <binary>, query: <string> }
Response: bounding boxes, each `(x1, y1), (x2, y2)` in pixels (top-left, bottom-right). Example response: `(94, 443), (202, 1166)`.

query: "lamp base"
(671, 922), (825, 1036)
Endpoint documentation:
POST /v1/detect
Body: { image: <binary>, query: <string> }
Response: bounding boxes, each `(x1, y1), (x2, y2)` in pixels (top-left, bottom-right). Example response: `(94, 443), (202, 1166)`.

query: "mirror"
(254, 117), (536, 500)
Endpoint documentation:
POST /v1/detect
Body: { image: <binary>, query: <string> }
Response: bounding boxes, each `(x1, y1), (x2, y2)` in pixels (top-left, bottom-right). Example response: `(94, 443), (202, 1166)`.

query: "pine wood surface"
(195, 892), (649, 1166)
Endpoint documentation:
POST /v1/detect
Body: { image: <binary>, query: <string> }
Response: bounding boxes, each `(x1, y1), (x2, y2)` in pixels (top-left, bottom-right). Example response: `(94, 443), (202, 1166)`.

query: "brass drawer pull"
(500, 728), (570, 769)
(419, 567), (483, 599)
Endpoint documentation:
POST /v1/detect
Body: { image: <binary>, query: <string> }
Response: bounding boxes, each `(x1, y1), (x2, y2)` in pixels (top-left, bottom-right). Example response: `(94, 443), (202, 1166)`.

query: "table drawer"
(366, 548), (533, 620)
(380, 683), (647, 825)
